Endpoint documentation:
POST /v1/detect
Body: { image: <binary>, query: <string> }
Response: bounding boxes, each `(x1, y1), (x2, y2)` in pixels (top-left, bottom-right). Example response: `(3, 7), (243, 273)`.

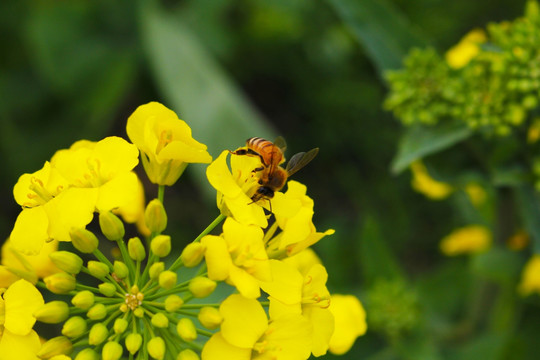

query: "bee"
(233, 137), (319, 203)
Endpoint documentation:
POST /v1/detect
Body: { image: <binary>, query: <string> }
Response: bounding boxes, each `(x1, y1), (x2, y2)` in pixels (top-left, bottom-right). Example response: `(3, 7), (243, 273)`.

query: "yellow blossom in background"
(201, 294), (312, 360)
(445, 29), (487, 69)
(527, 117), (540, 143)
(126, 102), (212, 186)
(518, 255), (540, 296)
(0, 279), (44, 359)
(0, 239), (60, 288)
(206, 150), (268, 227)
(465, 183), (487, 207)
(410, 161), (453, 200)
(328, 294), (367, 355)
(440, 225), (492, 256)
(507, 230), (530, 251)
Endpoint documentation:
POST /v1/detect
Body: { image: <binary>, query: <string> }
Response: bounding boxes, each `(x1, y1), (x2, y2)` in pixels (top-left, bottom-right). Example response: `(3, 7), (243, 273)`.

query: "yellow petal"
(201, 235), (232, 281)
(206, 151), (243, 198)
(10, 207), (49, 255)
(158, 140), (212, 163)
(0, 329), (41, 360)
(228, 266), (261, 299)
(201, 332), (250, 360)
(261, 314), (312, 360)
(328, 294), (367, 355)
(304, 306), (334, 356)
(259, 260), (303, 305)
(96, 171), (140, 213)
(220, 294), (268, 348)
(4, 279), (44, 335)
(92, 136), (139, 175)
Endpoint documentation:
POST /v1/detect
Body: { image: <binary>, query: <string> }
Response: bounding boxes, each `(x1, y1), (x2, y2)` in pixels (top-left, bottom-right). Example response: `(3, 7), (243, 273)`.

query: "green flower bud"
(38, 336), (72, 358)
(87, 260), (110, 279)
(198, 306), (223, 329)
(62, 316), (87, 338)
(145, 198), (168, 233)
(113, 318), (128, 334)
(89, 322), (109, 345)
(151, 312), (169, 328)
(180, 242), (205, 268)
(113, 261), (129, 279)
(74, 348), (99, 360)
(44, 272), (76, 294)
(99, 211), (125, 241)
(128, 237), (146, 261)
(102, 341), (123, 360)
(165, 295), (184, 312)
(177, 349), (200, 360)
(149, 262), (165, 280)
(151, 235), (171, 257)
(176, 318), (197, 341)
(70, 228), (99, 253)
(125, 333), (143, 354)
(87, 303), (107, 320)
(159, 270), (177, 289)
(188, 276), (216, 298)
(99, 282), (117, 297)
(34, 300), (70, 324)
(133, 307), (145, 318)
(147, 336), (166, 360)
(72, 290), (95, 310)
(49, 251), (83, 274)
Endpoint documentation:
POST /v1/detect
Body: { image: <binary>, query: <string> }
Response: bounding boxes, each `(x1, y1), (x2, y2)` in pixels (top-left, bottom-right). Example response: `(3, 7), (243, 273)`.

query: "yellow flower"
(282, 248), (322, 276)
(267, 181), (334, 257)
(201, 294), (311, 360)
(260, 260), (334, 357)
(410, 161), (453, 200)
(518, 255), (540, 296)
(0, 239), (61, 287)
(206, 150), (268, 227)
(507, 230), (530, 251)
(439, 225), (492, 256)
(126, 102), (212, 186)
(527, 118), (540, 143)
(202, 217), (272, 298)
(0, 279), (44, 360)
(445, 29), (487, 69)
(328, 294), (367, 355)
(464, 183), (487, 207)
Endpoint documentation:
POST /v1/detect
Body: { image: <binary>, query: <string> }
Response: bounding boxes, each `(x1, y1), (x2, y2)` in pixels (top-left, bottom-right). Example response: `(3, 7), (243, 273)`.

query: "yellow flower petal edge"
(3, 279), (44, 335)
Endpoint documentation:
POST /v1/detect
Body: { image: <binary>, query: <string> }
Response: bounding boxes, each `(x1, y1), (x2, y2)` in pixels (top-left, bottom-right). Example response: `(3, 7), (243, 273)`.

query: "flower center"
(156, 130), (173, 155)
(27, 177), (56, 206)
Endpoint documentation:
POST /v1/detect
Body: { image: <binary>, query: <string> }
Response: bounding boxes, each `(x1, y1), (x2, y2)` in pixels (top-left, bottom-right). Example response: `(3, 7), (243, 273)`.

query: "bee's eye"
(258, 179), (263, 185)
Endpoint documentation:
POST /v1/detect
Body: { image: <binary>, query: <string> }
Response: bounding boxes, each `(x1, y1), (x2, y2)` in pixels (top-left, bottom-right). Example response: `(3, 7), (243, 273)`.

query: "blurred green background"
(2, 0), (538, 359)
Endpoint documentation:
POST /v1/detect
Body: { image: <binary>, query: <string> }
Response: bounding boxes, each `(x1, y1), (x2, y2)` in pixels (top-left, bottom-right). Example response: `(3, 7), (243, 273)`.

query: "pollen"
(125, 291), (144, 310)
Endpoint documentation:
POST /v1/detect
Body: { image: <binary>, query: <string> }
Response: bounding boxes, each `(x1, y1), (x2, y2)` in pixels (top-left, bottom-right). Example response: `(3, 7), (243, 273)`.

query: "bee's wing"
(285, 148), (319, 177)
(274, 136), (287, 153)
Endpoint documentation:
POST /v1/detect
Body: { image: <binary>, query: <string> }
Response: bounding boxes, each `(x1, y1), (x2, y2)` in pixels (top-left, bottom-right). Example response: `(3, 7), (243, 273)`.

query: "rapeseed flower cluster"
(1, 101), (366, 359)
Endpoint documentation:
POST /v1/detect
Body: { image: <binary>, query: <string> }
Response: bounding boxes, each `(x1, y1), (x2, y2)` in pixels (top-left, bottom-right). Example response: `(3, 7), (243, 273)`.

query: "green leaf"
(327, 0), (428, 74)
(138, 1), (275, 158)
(515, 185), (540, 253)
(391, 122), (473, 174)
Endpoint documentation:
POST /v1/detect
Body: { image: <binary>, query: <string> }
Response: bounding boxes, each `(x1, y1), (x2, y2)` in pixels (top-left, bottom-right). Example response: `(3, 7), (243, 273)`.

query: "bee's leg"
(252, 166), (265, 174)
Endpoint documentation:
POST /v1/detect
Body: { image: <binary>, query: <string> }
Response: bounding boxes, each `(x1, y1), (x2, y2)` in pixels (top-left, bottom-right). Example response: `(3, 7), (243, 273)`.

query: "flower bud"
(38, 336), (72, 358)
(147, 336), (166, 360)
(99, 282), (117, 297)
(151, 312), (169, 328)
(165, 295), (184, 312)
(198, 306), (223, 329)
(34, 300), (70, 323)
(188, 276), (216, 298)
(89, 322), (109, 345)
(133, 307), (145, 318)
(180, 242), (205, 267)
(128, 237), (146, 261)
(87, 261), (110, 279)
(99, 211), (125, 241)
(113, 261), (129, 279)
(49, 251), (83, 274)
(145, 199), (168, 233)
(62, 316), (87, 338)
(74, 348), (99, 360)
(87, 303), (107, 320)
(102, 341), (123, 360)
(70, 228), (99, 253)
(44, 272), (76, 294)
(113, 318), (128, 334)
(177, 349), (200, 360)
(125, 333), (143, 354)
(72, 290), (95, 310)
(177, 318), (197, 341)
(149, 262), (165, 280)
(159, 270), (177, 289)
(151, 235), (171, 257)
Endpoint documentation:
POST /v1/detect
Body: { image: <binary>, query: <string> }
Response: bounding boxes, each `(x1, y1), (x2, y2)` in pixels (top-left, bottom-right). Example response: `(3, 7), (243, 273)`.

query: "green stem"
(158, 185), (165, 203)
(116, 238), (137, 283)
(92, 249), (114, 270)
